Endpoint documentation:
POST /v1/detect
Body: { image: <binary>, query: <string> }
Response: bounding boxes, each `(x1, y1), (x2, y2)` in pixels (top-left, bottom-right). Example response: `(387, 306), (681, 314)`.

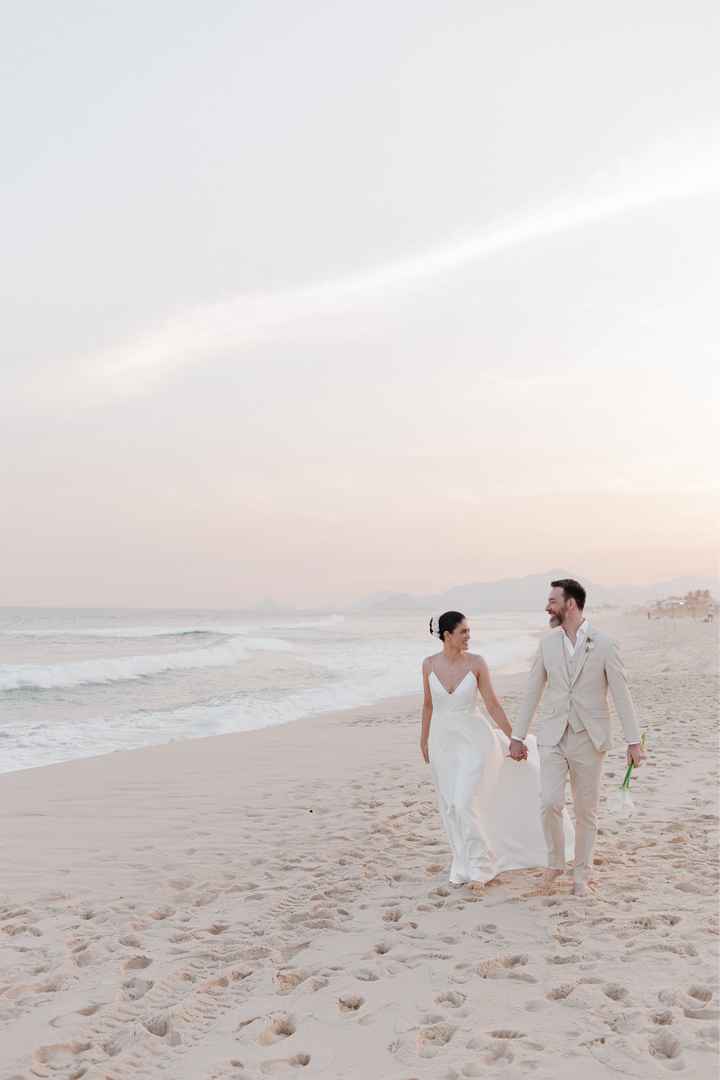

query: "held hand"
(420, 738), (430, 764)
(627, 742), (646, 767)
(508, 738), (527, 762)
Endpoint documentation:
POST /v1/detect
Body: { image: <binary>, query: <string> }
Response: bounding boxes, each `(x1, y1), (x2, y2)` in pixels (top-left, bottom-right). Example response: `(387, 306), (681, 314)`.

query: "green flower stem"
(620, 733), (647, 790)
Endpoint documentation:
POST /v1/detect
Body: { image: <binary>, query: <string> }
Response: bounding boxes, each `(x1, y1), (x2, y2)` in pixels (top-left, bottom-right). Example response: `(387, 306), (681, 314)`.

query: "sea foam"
(0, 635), (293, 691)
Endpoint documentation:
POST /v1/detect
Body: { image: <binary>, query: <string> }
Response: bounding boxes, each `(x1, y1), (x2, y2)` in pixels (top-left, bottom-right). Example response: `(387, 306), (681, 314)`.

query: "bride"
(421, 610), (574, 889)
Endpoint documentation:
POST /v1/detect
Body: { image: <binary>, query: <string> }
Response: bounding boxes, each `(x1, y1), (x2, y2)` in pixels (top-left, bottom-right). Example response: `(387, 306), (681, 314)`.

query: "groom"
(509, 578), (645, 897)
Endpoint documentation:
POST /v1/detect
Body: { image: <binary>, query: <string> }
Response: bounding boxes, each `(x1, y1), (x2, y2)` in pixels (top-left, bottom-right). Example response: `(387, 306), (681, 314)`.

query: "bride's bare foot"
(573, 879), (591, 898)
(468, 875), (501, 894)
(540, 868), (564, 890)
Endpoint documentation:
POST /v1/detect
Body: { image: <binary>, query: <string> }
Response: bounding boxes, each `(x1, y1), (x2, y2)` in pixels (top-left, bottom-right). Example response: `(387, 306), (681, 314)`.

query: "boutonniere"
(585, 639), (594, 653)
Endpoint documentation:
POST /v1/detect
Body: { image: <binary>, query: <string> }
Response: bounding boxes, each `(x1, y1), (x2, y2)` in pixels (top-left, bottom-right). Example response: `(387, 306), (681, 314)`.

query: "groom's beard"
(548, 614), (561, 628)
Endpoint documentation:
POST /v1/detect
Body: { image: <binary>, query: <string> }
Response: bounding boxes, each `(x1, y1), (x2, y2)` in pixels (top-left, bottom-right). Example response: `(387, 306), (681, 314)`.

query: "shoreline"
(1, 614), (717, 1078)
(0, 643), (534, 781)
(0, 650), (538, 781)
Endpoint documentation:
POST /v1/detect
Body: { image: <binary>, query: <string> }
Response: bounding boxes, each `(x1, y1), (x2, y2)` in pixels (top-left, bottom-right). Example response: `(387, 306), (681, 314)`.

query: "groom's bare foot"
(541, 869), (563, 890)
(573, 880), (591, 897)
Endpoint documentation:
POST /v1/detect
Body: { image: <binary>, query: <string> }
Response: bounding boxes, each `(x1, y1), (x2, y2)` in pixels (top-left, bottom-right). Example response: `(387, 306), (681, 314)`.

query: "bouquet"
(609, 733), (647, 818)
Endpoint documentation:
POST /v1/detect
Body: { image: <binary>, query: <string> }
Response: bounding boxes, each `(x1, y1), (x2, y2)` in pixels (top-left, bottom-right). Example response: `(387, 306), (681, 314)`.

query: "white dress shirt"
(563, 619), (590, 658)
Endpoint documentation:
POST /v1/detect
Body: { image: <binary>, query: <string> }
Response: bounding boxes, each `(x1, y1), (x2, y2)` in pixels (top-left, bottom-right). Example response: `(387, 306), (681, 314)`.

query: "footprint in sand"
(78, 1003), (102, 1017)
(123, 954), (152, 971)
(121, 976), (154, 1000)
(382, 909), (402, 923)
(435, 991), (466, 1008)
(259, 1054), (311, 1073)
(1, 906), (30, 919)
(143, 1015), (181, 1045)
(149, 905), (175, 920)
(476, 954), (531, 980)
(464, 1038), (516, 1064)
(338, 994), (364, 1013)
(484, 1042), (515, 1064)
(632, 915), (658, 929)
(275, 969), (309, 993)
(119, 933), (142, 948)
(49, 1003), (104, 1028)
(353, 968), (379, 982)
(649, 1030), (683, 1064)
(72, 946), (96, 968)
(103, 1034), (129, 1058)
(258, 1015), (296, 1045)
(9, 975), (64, 999)
(416, 1022), (456, 1058)
(683, 985), (718, 1019)
(3, 921), (42, 937)
(674, 881), (703, 894)
(198, 974), (234, 995)
(32, 1040), (92, 1073)
(421, 1012), (446, 1024)
(207, 1060), (253, 1079)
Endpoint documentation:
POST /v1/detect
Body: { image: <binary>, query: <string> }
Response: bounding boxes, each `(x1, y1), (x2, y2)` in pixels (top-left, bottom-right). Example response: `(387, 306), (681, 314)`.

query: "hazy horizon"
(3, 2), (718, 608)
(1, 563), (717, 614)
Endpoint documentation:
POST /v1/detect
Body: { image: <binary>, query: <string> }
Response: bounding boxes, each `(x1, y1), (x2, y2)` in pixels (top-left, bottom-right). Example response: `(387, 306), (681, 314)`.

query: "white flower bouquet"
(608, 733), (647, 817)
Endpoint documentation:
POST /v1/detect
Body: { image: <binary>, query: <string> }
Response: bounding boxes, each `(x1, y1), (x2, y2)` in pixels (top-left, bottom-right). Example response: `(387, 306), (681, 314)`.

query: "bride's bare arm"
(420, 658), (432, 763)
(474, 657), (513, 738)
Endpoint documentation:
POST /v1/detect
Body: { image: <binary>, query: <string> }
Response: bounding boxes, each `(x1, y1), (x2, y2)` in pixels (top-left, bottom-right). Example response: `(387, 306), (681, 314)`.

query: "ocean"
(0, 607), (546, 774)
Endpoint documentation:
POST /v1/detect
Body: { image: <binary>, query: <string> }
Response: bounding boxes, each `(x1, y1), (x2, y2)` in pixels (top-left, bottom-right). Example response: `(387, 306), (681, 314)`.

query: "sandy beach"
(1, 614), (718, 1079)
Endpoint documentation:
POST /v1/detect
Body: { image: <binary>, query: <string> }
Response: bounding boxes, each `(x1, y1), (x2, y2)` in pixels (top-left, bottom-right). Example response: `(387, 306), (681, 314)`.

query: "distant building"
(648, 589), (717, 619)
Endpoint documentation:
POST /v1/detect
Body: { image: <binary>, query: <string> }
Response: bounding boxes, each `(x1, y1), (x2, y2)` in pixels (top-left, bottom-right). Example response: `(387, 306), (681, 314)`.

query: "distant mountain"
(354, 591), (428, 611)
(354, 570), (719, 613)
(437, 570), (597, 612)
(630, 575), (720, 601)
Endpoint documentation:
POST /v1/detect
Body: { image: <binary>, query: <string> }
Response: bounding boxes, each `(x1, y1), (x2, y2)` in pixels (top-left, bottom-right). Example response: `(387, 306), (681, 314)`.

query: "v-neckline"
(431, 670), (473, 696)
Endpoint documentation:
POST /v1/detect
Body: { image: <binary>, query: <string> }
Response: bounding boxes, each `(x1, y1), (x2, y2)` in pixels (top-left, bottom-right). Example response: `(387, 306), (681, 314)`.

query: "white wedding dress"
(428, 669), (574, 884)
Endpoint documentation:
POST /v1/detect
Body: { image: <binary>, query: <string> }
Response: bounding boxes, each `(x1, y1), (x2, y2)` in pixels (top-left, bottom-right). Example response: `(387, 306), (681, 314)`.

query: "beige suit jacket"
(512, 625), (640, 751)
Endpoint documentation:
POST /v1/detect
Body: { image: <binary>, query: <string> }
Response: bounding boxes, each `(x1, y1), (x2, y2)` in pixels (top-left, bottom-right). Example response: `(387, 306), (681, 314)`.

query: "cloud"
(75, 157), (720, 399)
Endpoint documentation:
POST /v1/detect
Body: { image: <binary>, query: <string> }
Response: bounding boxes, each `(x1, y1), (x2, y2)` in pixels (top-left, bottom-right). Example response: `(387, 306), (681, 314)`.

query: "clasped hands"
(508, 737), (528, 762)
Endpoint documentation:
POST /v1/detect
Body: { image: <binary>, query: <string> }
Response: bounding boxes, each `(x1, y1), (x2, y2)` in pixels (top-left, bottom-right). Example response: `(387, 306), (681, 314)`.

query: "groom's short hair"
(551, 578), (586, 610)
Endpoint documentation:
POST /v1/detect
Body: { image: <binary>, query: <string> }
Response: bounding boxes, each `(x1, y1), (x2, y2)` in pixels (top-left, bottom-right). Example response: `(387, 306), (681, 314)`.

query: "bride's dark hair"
(429, 611), (466, 642)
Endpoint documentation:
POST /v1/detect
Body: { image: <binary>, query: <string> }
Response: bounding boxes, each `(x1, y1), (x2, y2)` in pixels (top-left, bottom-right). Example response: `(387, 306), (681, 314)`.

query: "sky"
(2, 1), (718, 608)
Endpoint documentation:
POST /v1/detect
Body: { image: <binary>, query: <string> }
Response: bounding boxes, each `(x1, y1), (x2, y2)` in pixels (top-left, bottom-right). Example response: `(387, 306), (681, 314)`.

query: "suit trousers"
(539, 726), (606, 881)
